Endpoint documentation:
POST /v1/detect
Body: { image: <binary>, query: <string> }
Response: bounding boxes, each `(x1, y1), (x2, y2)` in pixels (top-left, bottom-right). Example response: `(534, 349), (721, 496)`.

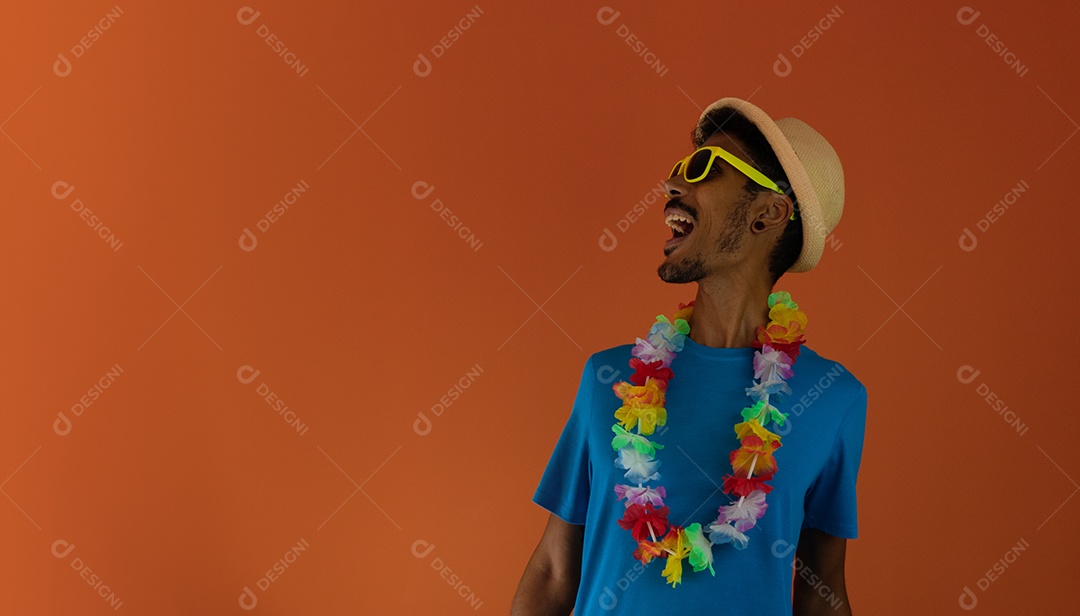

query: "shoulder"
(582, 343), (636, 383)
(792, 345), (868, 415)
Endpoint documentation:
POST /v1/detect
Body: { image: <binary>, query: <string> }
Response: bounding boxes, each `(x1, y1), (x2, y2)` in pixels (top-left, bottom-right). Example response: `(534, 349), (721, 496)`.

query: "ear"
(754, 191), (795, 231)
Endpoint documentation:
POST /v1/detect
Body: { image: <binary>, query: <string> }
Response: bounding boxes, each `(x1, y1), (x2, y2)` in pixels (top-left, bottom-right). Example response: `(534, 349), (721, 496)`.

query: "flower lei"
(610, 291), (807, 587)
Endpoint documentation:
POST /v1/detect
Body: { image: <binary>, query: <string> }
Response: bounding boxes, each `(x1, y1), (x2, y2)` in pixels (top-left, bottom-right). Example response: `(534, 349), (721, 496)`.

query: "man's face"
(657, 131), (762, 284)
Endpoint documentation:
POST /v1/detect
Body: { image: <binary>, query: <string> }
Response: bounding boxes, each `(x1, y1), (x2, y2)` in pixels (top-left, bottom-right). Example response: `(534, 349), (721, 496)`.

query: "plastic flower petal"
(612, 379), (664, 408)
(658, 527), (691, 587)
(718, 489), (769, 532)
(673, 301), (694, 322)
(615, 446), (661, 484)
(730, 435), (781, 476)
(768, 291), (798, 311)
(754, 344), (794, 383)
(708, 521), (749, 550)
(744, 378), (792, 404)
(648, 315), (690, 353)
(768, 302), (807, 335)
(632, 337), (676, 366)
(629, 358), (674, 388)
(611, 424), (664, 457)
(683, 522), (715, 576)
(740, 399), (789, 428)
(754, 303), (807, 348)
(614, 484), (667, 508)
(734, 419), (782, 448)
(617, 503), (670, 542)
(633, 540), (664, 565)
(613, 404), (667, 436)
(721, 473), (774, 498)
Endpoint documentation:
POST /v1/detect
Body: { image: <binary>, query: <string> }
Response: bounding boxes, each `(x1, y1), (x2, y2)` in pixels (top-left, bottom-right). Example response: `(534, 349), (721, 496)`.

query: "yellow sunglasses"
(668, 146), (795, 220)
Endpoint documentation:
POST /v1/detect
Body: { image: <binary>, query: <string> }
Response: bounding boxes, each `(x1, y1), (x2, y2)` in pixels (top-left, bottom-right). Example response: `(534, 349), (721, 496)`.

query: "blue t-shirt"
(532, 336), (868, 615)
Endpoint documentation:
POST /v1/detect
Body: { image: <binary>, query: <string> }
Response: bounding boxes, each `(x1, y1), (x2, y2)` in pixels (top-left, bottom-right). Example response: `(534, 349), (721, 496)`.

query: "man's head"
(657, 105), (802, 288)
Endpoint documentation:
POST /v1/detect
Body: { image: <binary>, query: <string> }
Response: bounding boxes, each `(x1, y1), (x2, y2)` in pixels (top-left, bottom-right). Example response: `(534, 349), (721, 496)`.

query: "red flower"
(721, 473), (775, 498)
(618, 503), (670, 542)
(751, 330), (803, 361)
(629, 358), (674, 388)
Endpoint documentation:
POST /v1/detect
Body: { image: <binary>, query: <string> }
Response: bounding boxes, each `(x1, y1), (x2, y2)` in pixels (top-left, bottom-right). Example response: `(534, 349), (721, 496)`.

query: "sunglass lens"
(668, 161), (682, 179)
(686, 149), (712, 182)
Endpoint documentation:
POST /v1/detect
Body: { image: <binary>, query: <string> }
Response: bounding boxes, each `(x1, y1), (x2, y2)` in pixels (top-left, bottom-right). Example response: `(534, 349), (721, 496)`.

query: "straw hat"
(698, 97), (844, 273)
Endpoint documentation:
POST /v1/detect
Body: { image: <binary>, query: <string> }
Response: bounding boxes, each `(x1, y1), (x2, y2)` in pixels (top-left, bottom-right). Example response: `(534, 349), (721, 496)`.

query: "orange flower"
(612, 380), (664, 408)
(633, 540), (664, 565)
(729, 435), (780, 476)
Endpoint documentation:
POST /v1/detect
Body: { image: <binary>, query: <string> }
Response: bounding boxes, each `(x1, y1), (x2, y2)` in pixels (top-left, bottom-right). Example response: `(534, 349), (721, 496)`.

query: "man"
(511, 97), (867, 615)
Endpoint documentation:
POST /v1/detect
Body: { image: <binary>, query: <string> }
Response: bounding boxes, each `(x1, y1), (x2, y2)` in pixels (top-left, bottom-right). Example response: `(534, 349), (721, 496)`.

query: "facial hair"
(657, 190), (755, 284)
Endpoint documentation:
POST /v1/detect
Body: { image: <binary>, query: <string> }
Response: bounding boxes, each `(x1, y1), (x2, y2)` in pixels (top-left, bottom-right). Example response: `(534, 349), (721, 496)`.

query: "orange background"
(2, 1), (1078, 613)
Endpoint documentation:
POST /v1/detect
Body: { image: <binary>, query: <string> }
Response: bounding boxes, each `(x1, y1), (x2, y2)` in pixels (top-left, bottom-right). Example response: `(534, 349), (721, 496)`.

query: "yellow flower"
(614, 404), (667, 435)
(734, 419), (782, 448)
(766, 304), (808, 343)
(658, 528), (691, 587)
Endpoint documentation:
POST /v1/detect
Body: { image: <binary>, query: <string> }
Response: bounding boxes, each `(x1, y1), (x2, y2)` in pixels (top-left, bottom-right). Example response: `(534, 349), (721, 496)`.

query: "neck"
(687, 276), (774, 349)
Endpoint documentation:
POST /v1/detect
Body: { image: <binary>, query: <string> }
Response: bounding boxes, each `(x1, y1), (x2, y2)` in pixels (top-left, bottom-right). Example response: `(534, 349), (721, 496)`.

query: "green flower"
(768, 290), (799, 311)
(683, 523), (715, 576)
(740, 399), (789, 427)
(611, 424), (664, 457)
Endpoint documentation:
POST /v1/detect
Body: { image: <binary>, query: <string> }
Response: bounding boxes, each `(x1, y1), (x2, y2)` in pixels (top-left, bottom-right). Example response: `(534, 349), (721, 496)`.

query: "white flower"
(615, 446), (661, 484)
(708, 521), (749, 550)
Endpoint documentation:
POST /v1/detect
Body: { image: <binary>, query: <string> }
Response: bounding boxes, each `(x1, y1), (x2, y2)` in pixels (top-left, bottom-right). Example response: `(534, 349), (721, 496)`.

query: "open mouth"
(664, 209), (695, 251)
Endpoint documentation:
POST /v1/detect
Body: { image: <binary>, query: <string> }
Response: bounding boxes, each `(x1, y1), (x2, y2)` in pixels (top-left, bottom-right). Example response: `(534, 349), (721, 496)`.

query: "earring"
(752, 220), (765, 231)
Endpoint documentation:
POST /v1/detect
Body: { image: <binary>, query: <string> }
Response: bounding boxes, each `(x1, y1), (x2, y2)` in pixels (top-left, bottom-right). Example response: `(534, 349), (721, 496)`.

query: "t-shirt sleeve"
(801, 383), (868, 539)
(531, 355), (595, 525)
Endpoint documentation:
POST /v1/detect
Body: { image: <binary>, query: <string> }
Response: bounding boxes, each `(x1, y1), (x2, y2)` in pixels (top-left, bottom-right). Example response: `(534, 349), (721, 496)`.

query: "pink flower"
(717, 489), (768, 532)
(632, 337), (676, 366)
(614, 484), (667, 508)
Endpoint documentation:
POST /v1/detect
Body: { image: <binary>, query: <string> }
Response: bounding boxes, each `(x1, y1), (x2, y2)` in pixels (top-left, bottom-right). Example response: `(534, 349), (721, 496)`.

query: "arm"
(510, 513), (584, 616)
(792, 527), (852, 616)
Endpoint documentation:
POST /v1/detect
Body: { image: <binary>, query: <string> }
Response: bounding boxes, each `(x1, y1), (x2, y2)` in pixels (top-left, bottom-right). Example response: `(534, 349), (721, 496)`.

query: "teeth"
(665, 213), (694, 232)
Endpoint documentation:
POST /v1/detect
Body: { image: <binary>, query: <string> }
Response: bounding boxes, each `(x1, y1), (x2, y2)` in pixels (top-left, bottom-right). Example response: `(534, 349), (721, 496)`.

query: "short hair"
(693, 106), (803, 285)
